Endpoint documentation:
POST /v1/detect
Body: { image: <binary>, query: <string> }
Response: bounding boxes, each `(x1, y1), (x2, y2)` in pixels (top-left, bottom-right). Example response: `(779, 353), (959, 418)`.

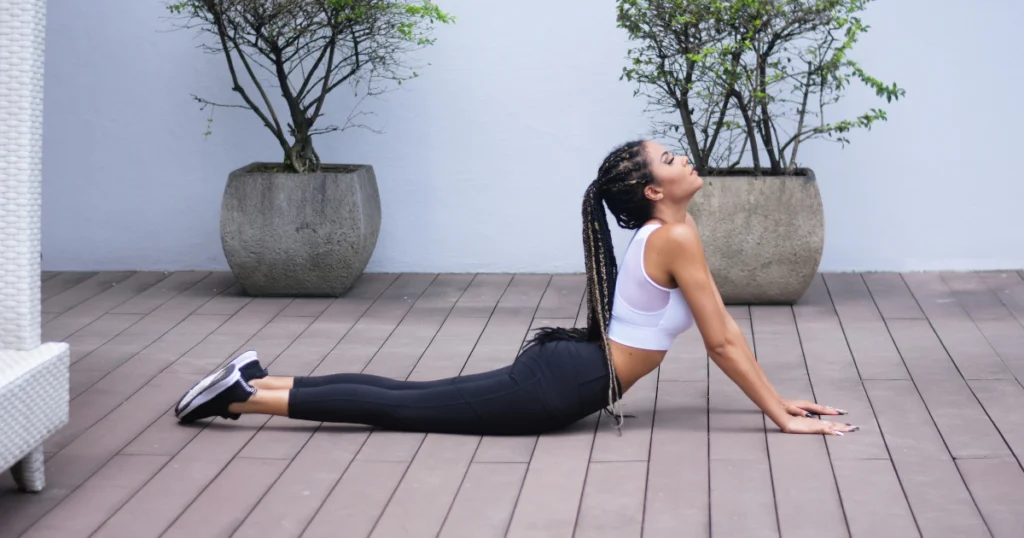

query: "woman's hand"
(782, 416), (860, 436)
(782, 398), (847, 418)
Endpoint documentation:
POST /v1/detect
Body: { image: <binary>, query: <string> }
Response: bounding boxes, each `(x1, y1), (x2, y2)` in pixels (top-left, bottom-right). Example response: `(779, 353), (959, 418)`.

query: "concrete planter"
(688, 168), (824, 304)
(220, 163), (381, 297)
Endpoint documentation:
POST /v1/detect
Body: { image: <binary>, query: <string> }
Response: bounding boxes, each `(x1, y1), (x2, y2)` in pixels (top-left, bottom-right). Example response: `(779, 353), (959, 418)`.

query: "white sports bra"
(608, 223), (696, 350)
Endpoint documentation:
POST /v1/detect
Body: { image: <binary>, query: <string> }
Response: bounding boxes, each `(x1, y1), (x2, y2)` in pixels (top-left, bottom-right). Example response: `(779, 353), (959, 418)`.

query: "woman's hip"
(513, 339), (619, 421)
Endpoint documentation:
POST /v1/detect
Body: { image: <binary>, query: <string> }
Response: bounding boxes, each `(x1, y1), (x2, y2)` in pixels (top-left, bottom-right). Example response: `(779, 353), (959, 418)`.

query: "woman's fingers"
(823, 421), (860, 436)
(785, 399), (847, 416)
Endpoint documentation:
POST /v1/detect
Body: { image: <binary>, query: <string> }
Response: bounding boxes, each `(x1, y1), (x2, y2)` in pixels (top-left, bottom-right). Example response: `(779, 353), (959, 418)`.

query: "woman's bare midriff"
(607, 340), (669, 393)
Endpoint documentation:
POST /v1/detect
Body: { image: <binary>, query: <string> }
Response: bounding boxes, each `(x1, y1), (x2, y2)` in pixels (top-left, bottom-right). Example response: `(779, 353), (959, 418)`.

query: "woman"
(174, 140), (859, 437)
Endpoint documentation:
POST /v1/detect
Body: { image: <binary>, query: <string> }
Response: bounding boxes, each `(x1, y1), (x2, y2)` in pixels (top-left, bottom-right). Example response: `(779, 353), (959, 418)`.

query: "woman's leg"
(231, 364), (559, 435)
(252, 365), (514, 392)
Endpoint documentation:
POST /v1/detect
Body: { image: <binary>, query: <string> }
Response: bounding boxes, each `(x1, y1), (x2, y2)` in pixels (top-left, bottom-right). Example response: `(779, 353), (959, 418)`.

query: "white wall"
(40, 0), (1024, 273)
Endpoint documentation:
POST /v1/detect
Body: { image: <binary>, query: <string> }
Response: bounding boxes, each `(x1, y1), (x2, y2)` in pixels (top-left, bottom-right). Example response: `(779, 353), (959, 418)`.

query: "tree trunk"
(287, 134), (319, 174)
(730, 90), (761, 174)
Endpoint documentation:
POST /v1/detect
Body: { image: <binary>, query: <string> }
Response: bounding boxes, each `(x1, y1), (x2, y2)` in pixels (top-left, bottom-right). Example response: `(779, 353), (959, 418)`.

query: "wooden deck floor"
(2, 270), (1024, 537)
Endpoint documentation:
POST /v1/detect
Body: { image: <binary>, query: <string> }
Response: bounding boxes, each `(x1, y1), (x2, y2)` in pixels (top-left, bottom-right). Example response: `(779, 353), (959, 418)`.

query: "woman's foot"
(175, 363), (256, 424)
(174, 350), (267, 417)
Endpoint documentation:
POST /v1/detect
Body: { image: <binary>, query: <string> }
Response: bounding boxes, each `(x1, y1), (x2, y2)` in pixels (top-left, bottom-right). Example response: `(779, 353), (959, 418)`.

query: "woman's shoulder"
(649, 216), (700, 246)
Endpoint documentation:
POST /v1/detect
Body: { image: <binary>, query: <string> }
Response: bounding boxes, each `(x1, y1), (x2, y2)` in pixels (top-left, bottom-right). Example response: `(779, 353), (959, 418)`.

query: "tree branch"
(208, 4), (289, 152)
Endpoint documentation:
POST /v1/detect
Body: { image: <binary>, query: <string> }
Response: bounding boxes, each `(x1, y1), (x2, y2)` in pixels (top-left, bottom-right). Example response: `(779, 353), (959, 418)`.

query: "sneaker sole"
(175, 351), (257, 416)
(177, 365), (241, 420)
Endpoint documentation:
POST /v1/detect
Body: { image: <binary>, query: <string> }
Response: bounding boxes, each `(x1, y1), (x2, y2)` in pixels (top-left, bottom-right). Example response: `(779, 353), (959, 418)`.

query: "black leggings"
(286, 339), (618, 435)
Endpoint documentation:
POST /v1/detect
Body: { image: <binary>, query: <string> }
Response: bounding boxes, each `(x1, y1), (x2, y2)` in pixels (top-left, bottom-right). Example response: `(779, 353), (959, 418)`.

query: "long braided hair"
(524, 139), (657, 430)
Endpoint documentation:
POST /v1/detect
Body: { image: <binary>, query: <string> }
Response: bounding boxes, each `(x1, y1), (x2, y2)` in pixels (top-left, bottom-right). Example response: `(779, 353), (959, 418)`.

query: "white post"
(0, 0), (69, 494)
(0, 0), (47, 351)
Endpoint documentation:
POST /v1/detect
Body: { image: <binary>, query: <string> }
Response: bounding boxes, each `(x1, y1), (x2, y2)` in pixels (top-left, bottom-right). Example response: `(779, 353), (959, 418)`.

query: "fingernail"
(805, 413), (813, 418)
(835, 431), (844, 436)
(849, 425), (860, 432)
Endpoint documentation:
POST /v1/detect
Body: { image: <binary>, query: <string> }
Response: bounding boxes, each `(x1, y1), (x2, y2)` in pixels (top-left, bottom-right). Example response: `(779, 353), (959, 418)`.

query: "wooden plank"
(404, 279), (534, 536)
(831, 459), (920, 538)
(235, 274), (492, 538)
(642, 381), (709, 538)
(41, 271), (135, 314)
(360, 274), (475, 380)
(752, 301), (848, 538)
(438, 463), (529, 538)
(956, 457), (1024, 538)
(0, 372), (199, 537)
(749, 306), (808, 380)
(792, 275), (861, 382)
(978, 271), (1024, 326)
(359, 274), (542, 537)
(41, 271), (170, 341)
(47, 313), (232, 454)
(279, 297), (335, 318)
(109, 271), (213, 315)
(902, 273), (1014, 380)
(120, 316), (312, 459)
(166, 313), (313, 376)
(448, 274), (513, 319)
(466, 275), (550, 463)
(226, 276), (397, 461)
(339, 276), (480, 538)
(948, 272), (1024, 384)
(161, 458), (290, 538)
(765, 381), (849, 538)
(69, 272), (237, 377)
(248, 272), (398, 379)
(155, 296), (294, 376)
(301, 461), (409, 538)
(460, 274), (550, 376)
(864, 380), (990, 538)
(794, 275), (890, 461)
(369, 434), (480, 538)
(967, 380), (1024, 464)
(17, 274), (388, 538)
(575, 374), (657, 537)
(862, 273), (925, 319)
(708, 319), (769, 461)
(590, 372), (657, 462)
(102, 275), (432, 538)
(20, 455), (169, 538)
(193, 282), (252, 315)
(533, 274), (586, 319)
(574, 461), (647, 538)
(231, 429), (371, 538)
(708, 318), (778, 538)
(92, 416), (268, 537)
(941, 271), (1013, 321)
(65, 313), (142, 365)
(658, 329), (708, 383)
(503, 415), (599, 538)
(302, 273), (437, 377)
(822, 273), (909, 380)
(41, 271), (96, 301)
(886, 319), (1012, 459)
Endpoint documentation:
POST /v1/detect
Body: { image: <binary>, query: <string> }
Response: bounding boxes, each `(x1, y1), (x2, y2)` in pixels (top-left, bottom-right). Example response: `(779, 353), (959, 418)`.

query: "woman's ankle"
(250, 376), (294, 391)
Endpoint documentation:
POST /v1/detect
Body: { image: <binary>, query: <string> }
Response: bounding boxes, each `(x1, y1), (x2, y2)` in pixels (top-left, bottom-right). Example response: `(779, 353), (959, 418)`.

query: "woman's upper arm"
(654, 224), (733, 351)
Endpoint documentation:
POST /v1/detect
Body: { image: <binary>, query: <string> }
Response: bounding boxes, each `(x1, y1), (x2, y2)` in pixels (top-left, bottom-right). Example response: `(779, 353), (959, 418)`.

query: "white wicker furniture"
(1, 0), (70, 492)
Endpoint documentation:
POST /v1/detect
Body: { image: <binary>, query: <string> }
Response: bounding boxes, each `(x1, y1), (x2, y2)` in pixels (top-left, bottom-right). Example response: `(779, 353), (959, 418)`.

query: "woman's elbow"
(705, 332), (744, 363)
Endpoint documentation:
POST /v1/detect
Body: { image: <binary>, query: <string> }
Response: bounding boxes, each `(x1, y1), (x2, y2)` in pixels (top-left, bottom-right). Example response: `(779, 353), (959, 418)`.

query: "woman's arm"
(653, 223), (856, 435)
(704, 258), (848, 418)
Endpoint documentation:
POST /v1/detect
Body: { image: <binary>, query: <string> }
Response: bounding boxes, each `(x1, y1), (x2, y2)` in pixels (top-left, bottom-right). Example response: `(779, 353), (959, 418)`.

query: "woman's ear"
(644, 184), (664, 201)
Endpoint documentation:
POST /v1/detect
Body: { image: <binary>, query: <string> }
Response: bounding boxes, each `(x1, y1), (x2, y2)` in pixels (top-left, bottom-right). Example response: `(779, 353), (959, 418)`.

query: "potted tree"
(168, 0), (453, 296)
(616, 0), (904, 303)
